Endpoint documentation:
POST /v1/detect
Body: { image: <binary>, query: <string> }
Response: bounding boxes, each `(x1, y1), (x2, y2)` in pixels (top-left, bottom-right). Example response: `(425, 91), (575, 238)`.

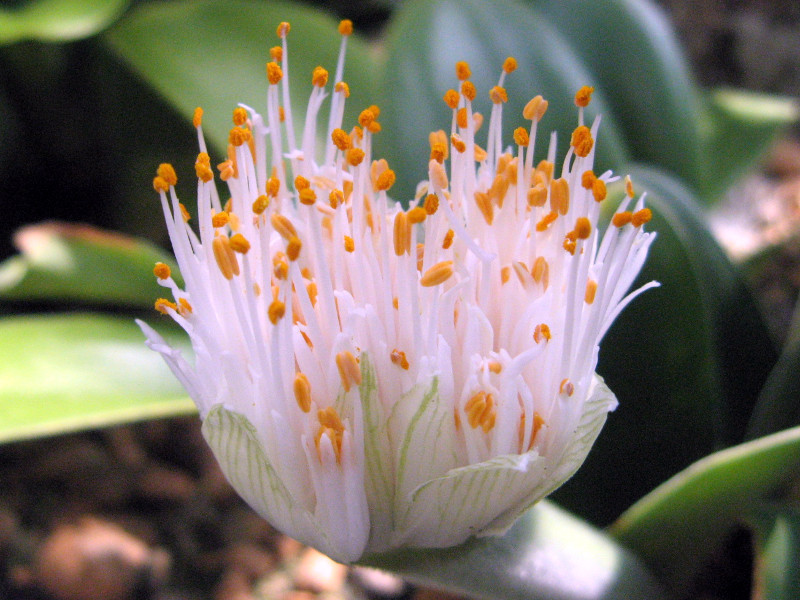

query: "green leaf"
(0, 0), (129, 45)
(103, 0), (379, 159)
(528, 0), (703, 189)
(375, 0), (630, 200)
(749, 506), (800, 600)
(746, 336), (800, 440)
(362, 500), (667, 600)
(611, 425), (800, 592)
(553, 164), (776, 525)
(698, 88), (798, 202)
(0, 313), (195, 444)
(0, 222), (179, 307)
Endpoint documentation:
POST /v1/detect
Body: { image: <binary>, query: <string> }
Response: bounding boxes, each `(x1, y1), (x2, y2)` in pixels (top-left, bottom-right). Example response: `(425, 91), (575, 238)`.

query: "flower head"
(138, 20), (657, 563)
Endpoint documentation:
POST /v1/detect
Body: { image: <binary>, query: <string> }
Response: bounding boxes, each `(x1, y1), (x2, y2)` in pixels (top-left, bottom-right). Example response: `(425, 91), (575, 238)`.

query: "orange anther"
(335, 81), (350, 97)
(375, 169), (396, 191)
(443, 89), (460, 109)
(153, 262), (171, 280)
(533, 323), (551, 343)
(574, 85), (594, 107)
(461, 81), (477, 102)
(442, 229), (455, 249)
(154, 298), (177, 314)
(489, 86), (508, 104)
(571, 125), (594, 158)
(267, 62), (283, 85)
(294, 373), (312, 413)
(585, 279), (598, 304)
(503, 56), (517, 73)
(581, 170), (596, 189)
(575, 217), (592, 239)
(229, 233), (250, 254)
(211, 211), (230, 228)
(268, 300), (285, 324)
(390, 349), (410, 370)
(612, 211), (633, 227)
(192, 107), (203, 128)
(157, 163), (177, 187)
(232, 107), (248, 126)
(276, 22), (290, 38)
(632, 208), (653, 227)
(331, 128), (351, 151)
(252, 195), (270, 214)
(523, 95), (548, 121)
(424, 194), (439, 215)
(338, 19), (353, 36)
(455, 61), (471, 80)
(286, 236), (302, 261)
(312, 66), (329, 88)
(514, 127), (529, 147)
(420, 261), (454, 287)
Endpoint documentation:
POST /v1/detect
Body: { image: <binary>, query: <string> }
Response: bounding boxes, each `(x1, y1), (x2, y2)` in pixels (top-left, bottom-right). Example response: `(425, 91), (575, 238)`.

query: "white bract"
(138, 20), (657, 563)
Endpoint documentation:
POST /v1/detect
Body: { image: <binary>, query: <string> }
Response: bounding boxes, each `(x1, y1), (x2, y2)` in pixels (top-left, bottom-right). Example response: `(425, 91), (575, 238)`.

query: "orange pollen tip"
(269, 46), (283, 61)
(442, 229), (455, 249)
(376, 169), (396, 192)
(527, 183), (547, 207)
(430, 142), (447, 163)
(390, 349), (410, 370)
(271, 213), (297, 240)
(179, 203), (191, 222)
(312, 66), (329, 87)
(534, 323), (551, 343)
(267, 62), (283, 85)
(585, 279), (598, 304)
(489, 85), (508, 104)
(625, 175), (635, 198)
(252, 195), (269, 214)
(455, 61), (471, 80)
(192, 107), (203, 128)
(347, 148), (365, 166)
(535, 211), (559, 232)
(212, 235), (238, 280)
(335, 81), (350, 97)
(211, 211), (230, 228)
(575, 217), (592, 239)
(358, 109), (375, 127)
(154, 298), (177, 314)
(268, 300), (285, 324)
(229, 233), (250, 254)
(461, 81), (477, 102)
(336, 351), (361, 392)
(581, 170), (596, 189)
(229, 127), (251, 147)
(571, 125), (594, 157)
(560, 378), (575, 396)
(273, 260), (288, 280)
(329, 189), (344, 209)
(368, 105), (381, 118)
(298, 188), (316, 206)
(279, 106), (285, 122)
(157, 163), (178, 186)
(331, 128), (351, 151)
(267, 176), (281, 197)
(232, 107), (248, 126)
(153, 262), (171, 280)
(407, 206), (427, 224)
(420, 260), (454, 287)
(632, 208), (652, 227)
(474, 191), (494, 225)
(612, 211), (633, 227)
(450, 133), (466, 153)
(276, 21), (290, 38)
(523, 95), (548, 121)
(488, 360), (502, 374)
(592, 179), (607, 202)
(153, 176), (169, 193)
(563, 238), (577, 255)
(344, 235), (355, 252)
(286, 236), (302, 261)
(393, 211), (410, 256)
(424, 194), (439, 215)
(575, 85), (594, 108)
(195, 164), (213, 183)
(550, 178), (570, 215)
(443, 89), (460, 109)
(178, 298), (192, 315)
(503, 56), (517, 73)
(293, 373), (312, 413)
(514, 127), (530, 147)
(430, 160), (449, 189)
(338, 19), (353, 36)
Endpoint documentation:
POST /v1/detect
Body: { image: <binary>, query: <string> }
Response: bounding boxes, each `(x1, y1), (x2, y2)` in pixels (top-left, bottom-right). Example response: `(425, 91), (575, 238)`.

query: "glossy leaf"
(104, 0), (379, 159)
(528, 0), (703, 189)
(375, 0), (630, 200)
(746, 336), (800, 440)
(611, 425), (800, 591)
(362, 500), (667, 600)
(749, 507), (800, 600)
(0, 222), (179, 307)
(0, 313), (194, 444)
(698, 88), (798, 202)
(0, 0), (129, 45)
(552, 164), (776, 525)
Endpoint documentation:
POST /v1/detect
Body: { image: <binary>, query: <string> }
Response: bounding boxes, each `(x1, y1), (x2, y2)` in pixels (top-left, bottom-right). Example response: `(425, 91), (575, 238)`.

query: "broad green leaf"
(553, 164), (776, 525)
(746, 336), (800, 440)
(698, 88), (798, 202)
(528, 0), (703, 190)
(611, 426), (800, 591)
(0, 222), (179, 307)
(103, 0), (379, 160)
(375, 0), (630, 200)
(0, 313), (194, 444)
(362, 500), (667, 600)
(0, 0), (129, 45)
(749, 507), (800, 600)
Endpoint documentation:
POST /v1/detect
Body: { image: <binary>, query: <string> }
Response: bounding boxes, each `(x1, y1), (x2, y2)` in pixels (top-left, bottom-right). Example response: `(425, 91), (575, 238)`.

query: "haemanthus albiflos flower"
(138, 19), (657, 563)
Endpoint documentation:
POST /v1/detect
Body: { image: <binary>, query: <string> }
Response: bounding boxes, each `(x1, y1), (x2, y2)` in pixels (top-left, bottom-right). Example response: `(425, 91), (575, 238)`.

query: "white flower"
(138, 20), (657, 563)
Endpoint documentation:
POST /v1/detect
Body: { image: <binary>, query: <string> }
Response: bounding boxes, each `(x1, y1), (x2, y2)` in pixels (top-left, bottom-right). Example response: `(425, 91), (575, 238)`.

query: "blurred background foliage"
(1, 0), (800, 598)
